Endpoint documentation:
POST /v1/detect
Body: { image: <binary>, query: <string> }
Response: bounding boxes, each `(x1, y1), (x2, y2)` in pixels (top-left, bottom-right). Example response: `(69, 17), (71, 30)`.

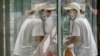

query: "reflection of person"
(42, 4), (57, 35)
(64, 2), (97, 56)
(41, 4), (57, 56)
(13, 3), (46, 56)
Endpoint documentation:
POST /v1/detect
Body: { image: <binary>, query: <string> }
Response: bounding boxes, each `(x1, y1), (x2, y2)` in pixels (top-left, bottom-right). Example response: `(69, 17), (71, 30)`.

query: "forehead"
(43, 9), (51, 12)
(66, 9), (76, 12)
(67, 9), (74, 11)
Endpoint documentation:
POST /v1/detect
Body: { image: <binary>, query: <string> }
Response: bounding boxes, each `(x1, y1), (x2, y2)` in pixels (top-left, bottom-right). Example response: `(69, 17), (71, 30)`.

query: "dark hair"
(80, 9), (85, 14)
(47, 10), (52, 13)
(67, 9), (77, 13)
(29, 10), (34, 15)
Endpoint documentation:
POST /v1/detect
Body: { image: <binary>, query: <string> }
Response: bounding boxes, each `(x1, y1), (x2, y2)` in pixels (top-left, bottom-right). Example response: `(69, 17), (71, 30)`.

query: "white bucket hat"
(64, 2), (81, 12)
(43, 4), (56, 10)
(31, 3), (48, 18)
(32, 3), (47, 11)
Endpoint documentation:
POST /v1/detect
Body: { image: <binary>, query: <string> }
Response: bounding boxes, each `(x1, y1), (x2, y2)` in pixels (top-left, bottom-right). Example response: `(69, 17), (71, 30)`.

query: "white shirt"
(44, 11), (57, 34)
(36, 26), (57, 56)
(71, 16), (97, 56)
(41, 11), (57, 55)
(13, 16), (44, 56)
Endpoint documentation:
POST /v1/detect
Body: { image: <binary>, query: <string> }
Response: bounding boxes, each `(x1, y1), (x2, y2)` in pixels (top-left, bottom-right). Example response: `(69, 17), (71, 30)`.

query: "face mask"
(69, 14), (76, 20)
(41, 15), (49, 21)
(40, 11), (48, 21)
(69, 12), (77, 21)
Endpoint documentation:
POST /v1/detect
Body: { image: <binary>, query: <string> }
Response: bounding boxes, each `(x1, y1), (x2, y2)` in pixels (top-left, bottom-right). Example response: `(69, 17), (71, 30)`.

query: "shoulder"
(23, 19), (42, 28)
(29, 17), (43, 24)
(33, 18), (42, 23)
(29, 15), (42, 23)
(74, 17), (85, 24)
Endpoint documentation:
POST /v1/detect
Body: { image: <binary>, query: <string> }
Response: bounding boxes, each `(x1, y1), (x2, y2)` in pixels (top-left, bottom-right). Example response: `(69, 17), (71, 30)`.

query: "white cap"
(32, 3), (47, 11)
(64, 2), (81, 12)
(43, 4), (56, 10)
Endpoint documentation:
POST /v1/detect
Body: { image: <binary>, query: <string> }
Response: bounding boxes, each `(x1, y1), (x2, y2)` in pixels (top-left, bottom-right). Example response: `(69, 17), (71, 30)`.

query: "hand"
(71, 36), (80, 44)
(66, 36), (80, 44)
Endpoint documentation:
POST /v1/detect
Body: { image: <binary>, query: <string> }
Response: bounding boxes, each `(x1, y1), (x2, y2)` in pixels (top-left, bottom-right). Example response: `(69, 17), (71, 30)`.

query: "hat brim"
(64, 7), (73, 10)
(44, 7), (56, 10)
(32, 3), (47, 11)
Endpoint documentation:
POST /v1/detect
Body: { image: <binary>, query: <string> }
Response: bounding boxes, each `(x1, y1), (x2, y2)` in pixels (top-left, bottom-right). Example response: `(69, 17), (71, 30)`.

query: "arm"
(66, 36), (81, 45)
(66, 22), (81, 45)
(35, 36), (44, 43)
(32, 22), (45, 43)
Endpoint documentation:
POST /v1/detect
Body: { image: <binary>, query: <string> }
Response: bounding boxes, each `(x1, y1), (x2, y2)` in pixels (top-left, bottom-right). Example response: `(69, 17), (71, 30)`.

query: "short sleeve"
(32, 22), (44, 36)
(72, 23), (80, 36)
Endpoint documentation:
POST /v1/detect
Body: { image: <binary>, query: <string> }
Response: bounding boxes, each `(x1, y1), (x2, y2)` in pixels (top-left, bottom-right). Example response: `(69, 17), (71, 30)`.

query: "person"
(43, 4), (57, 56)
(42, 4), (57, 35)
(35, 4), (57, 56)
(42, 4), (57, 56)
(13, 3), (47, 56)
(64, 2), (97, 56)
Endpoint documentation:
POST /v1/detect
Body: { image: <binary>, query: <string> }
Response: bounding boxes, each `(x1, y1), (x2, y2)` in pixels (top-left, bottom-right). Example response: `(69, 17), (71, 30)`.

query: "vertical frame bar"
(5, 0), (11, 56)
(0, 0), (4, 56)
(57, 0), (63, 56)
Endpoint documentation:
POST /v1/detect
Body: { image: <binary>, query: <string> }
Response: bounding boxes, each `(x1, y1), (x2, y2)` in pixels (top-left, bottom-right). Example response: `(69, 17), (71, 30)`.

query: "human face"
(67, 9), (77, 20)
(42, 10), (51, 17)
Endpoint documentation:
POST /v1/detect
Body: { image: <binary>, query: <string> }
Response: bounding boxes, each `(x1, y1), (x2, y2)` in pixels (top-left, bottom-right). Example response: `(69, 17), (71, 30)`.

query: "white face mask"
(69, 14), (76, 20)
(68, 11), (77, 21)
(41, 16), (49, 21)
(40, 11), (49, 21)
